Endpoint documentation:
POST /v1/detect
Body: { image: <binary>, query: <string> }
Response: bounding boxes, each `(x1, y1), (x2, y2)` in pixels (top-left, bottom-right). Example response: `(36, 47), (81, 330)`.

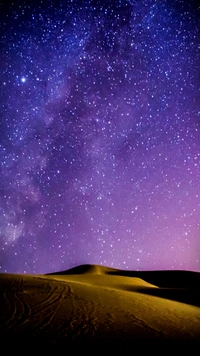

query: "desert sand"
(0, 264), (200, 351)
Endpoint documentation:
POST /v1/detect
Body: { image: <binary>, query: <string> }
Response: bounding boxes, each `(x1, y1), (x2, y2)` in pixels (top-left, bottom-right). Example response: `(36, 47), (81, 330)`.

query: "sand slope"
(0, 264), (200, 350)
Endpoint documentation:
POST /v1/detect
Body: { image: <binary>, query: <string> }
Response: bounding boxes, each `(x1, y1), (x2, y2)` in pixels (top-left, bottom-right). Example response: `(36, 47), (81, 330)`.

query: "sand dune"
(0, 264), (200, 350)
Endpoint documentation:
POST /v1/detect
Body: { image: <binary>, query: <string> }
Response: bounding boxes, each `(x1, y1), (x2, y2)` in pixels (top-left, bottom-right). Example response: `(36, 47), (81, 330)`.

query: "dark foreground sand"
(0, 264), (200, 351)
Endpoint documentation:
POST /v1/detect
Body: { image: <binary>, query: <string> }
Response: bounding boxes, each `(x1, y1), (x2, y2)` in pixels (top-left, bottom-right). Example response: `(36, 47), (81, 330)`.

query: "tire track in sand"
(25, 278), (70, 334)
(1, 276), (70, 334)
(1, 276), (31, 331)
(54, 282), (104, 341)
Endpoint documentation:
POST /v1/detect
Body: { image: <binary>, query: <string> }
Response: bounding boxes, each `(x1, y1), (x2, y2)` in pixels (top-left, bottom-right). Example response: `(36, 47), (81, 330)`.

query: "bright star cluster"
(0, 0), (199, 273)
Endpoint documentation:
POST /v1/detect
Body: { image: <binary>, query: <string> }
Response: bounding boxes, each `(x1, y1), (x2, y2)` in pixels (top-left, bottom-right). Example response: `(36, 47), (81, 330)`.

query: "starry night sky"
(0, 0), (199, 274)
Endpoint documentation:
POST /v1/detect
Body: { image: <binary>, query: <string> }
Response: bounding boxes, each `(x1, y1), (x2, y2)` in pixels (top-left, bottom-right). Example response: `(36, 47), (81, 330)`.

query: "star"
(20, 76), (27, 83)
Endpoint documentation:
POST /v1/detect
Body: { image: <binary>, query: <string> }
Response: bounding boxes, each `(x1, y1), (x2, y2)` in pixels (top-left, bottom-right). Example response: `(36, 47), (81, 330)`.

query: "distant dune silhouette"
(48, 263), (118, 276)
(1, 264), (200, 351)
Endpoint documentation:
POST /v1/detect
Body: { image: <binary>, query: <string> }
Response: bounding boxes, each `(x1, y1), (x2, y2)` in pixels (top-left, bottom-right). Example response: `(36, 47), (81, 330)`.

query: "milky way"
(0, 0), (199, 273)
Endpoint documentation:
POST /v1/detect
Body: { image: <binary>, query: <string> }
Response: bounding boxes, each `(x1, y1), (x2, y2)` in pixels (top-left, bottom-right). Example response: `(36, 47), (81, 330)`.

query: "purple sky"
(0, 0), (199, 274)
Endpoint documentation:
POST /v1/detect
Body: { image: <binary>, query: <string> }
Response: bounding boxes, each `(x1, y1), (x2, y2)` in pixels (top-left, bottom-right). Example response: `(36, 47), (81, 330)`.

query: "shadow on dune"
(109, 269), (200, 308)
(122, 286), (200, 308)
(107, 269), (200, 288)
(2, 333), (200, 352)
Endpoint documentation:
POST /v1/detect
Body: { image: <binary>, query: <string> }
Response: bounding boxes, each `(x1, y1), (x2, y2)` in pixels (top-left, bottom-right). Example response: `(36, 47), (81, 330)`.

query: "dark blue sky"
(0, 0), (199, 273)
